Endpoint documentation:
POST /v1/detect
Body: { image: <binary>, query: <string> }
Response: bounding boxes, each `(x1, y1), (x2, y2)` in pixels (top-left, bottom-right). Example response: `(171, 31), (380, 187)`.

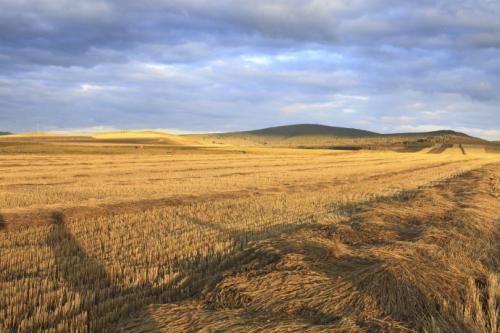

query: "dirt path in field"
(125, 163), (500, 332)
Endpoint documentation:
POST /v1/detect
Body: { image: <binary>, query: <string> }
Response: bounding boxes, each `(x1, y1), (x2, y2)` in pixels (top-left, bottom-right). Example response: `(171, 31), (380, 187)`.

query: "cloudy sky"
(1, 0), (499, 139)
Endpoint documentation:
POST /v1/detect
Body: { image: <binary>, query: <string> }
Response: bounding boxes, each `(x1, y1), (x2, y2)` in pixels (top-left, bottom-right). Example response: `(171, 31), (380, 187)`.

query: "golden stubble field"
(0, 143), (499, 332)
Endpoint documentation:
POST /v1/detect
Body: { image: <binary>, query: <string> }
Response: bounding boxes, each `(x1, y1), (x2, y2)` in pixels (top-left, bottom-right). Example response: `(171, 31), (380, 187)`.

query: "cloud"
(2, 0), (499, 68)
(0, 1), (499, 138)
(343, 109), (356, 114)
(281, 102), (337, 113)
(50, 125), (205, 135)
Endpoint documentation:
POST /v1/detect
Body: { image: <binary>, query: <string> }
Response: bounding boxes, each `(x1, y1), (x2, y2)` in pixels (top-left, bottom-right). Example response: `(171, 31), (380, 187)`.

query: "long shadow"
(180, 169), (492, 331)
(48, 211), (316, 332)
(164, 168), (499, 331)
(166, 215), (317, 296)
(49, 203), (467, 332)
(182, 217), (365, 327)
(48, 212), (162, 332)
(194, 219), (466, 331)
(0, 213), (4, 230)
(181, 221), (388, 329)
(187, 215), (314, 247)
(50, 212), (114, 292)
(140, 174), (484, 330)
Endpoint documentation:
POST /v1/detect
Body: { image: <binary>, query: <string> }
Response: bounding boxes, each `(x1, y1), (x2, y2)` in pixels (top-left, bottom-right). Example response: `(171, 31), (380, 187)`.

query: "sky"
(0, 0), (499, 139)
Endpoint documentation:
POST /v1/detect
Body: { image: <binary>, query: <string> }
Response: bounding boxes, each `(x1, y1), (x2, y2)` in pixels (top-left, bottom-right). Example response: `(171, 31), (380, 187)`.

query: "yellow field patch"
(0, 145), (499, 332)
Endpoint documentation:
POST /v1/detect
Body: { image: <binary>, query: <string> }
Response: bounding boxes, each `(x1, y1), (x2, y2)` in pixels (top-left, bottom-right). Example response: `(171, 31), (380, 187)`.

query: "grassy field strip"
(128, 163), (500, 333)
(0, 155), (426, 176)
(0, 155), (491, 212)
(1, 148), (498, 332)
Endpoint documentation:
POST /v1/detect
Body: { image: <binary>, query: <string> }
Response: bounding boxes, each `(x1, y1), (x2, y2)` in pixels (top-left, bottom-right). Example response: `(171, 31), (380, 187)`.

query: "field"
(1, 138), (499, 332)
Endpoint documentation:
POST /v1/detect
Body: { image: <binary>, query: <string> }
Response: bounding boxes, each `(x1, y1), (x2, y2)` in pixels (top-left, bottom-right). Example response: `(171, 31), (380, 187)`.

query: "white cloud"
(78, 84), (120, 93)
(0, 0), (499, 135)
(241, 55), (272, 65)
(50, 126), (212, 135)
(50, 125), (118, 134)
(281, 101), (337, 113)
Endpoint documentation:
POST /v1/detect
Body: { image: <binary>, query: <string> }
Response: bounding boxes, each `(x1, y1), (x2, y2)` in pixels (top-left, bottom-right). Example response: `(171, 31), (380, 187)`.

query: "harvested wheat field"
(1, 141), (499, 332)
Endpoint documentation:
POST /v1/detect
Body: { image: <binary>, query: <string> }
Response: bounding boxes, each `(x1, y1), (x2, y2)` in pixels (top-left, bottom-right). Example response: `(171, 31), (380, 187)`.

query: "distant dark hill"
(0, 132), (12, 135)
(386, 130), (471, 137)
(194, 123), (486, 148)
(239, 124), (381, 138)
(228, 124), (478, 140)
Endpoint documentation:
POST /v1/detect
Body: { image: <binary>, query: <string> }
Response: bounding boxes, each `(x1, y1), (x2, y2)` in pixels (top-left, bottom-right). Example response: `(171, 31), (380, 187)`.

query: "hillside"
(0, 126), (490, 152)
(242, 124), (380, 137)
(0, 131), (201, 145)
(220, 124), (475, 139)
(387, 129), (471, 137)
(0, 130), (203, 154)
(90, 131), (201, 146)
(6, 132), (71, 137)
(0, 132), (12, 135)
(193, 124), (485, 148)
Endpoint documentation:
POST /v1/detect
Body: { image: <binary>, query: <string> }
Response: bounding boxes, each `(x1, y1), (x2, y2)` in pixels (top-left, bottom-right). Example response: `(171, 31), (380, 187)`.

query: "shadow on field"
(48, 211), (315, 332)
(0, 213), (4, 230)
(173, 167), (498, 332)
(192, 222), (458, 330)
(47, 164), (500, 332)
(48, 212), (160, 332)
(188, 215), (314, 245)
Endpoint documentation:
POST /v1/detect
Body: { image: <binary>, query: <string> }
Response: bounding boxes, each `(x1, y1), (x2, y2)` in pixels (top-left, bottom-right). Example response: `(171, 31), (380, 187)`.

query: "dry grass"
(0, 140), (499, 332)
(191, 132), (485, 148)
(134, 164), (500, 333)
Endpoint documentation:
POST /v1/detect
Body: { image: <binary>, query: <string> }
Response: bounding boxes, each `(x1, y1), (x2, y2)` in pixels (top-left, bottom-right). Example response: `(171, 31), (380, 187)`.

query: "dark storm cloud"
(0, 0), (499, 138)
(3, 0), (499, 67)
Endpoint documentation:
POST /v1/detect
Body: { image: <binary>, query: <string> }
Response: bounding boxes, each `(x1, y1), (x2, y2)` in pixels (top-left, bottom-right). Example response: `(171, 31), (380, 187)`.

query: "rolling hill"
(1, 126), (492, 152)
(90, 130), (201, 146)
(0, 130), (204, 154)
(0, 130), (201, 146)
(192, 124), (484, 148)
(242, 124), (381, 137)
(230, 124), (474, 139)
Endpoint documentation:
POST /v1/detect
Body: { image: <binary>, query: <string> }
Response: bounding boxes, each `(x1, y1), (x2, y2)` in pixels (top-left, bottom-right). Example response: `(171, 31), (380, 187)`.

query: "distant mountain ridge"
(386, 129), (471, 137)
(240, 124), (380, 138)
(194, 124), (485, 148)
(227, 124), (473, 139)
(0, 132), (12, 135)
